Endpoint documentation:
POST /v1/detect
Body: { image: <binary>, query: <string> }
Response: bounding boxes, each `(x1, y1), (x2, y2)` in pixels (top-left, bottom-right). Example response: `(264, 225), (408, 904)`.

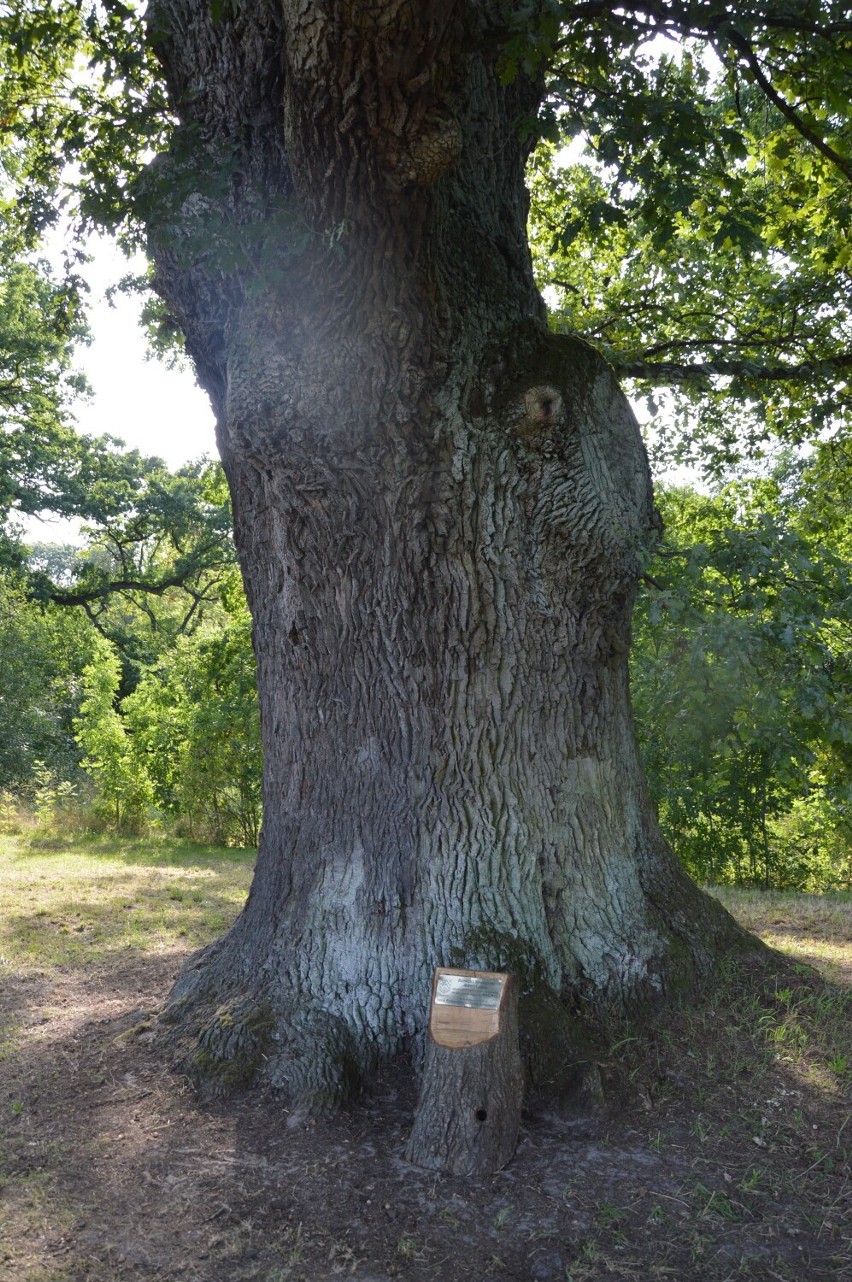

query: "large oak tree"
(5, 0), (849, 1110)
(145, 0), (743, 1108)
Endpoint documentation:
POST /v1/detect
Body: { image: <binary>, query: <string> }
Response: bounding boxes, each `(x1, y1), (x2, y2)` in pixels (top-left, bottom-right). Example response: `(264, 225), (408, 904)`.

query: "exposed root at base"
(157, 957), (368, 1116)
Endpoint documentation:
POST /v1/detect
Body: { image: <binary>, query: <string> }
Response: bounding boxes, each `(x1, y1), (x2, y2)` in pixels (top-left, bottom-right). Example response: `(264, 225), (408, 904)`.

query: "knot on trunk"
(510, 384), (567, 454)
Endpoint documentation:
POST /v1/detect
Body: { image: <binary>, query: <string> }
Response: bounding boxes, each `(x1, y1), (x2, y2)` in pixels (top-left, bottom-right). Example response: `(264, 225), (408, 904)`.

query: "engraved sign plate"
(429, 968), (510, 1048)
(434, 974), (504, 1010)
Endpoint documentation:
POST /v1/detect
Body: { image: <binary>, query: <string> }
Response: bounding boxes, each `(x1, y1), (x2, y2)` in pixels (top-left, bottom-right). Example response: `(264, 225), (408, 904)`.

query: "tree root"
(156, 946), (367, 1115)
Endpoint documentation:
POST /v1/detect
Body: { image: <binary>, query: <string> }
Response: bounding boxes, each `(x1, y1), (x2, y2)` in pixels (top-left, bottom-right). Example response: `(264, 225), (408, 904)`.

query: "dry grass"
(0, 836), (850, 1282)
(709, 885), (852, 986)
(0, 834), (255, 972)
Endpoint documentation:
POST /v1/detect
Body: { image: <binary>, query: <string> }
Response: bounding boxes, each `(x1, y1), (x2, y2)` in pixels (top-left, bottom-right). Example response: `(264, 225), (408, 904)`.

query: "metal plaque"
(434, 973), (504, 1010)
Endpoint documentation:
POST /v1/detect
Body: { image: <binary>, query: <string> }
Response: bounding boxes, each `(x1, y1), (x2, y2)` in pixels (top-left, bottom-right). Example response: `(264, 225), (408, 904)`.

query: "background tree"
(0, 60), (233, 622)
(0, 570), (96, 790)
(1, 0), (849, 1114)
(40, 459), (237, 686)
(73, 631), (153, 832)
(1, 536), (262, 840)
(0, 243), (235, 633)
(123, 572), (262, 846)
(631, 455), (851, 891)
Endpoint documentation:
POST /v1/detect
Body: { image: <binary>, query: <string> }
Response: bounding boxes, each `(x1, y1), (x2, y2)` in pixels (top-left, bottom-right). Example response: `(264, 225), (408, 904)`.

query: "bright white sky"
(20, 233), (216, 544)
(69, 234), (217, 466)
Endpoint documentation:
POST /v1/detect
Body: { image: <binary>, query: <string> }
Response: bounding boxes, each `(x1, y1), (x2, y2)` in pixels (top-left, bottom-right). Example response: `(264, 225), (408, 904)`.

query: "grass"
(0, 833), (255, 971)
(0, 832), (850, 1282)
(708, 885), (852, 984)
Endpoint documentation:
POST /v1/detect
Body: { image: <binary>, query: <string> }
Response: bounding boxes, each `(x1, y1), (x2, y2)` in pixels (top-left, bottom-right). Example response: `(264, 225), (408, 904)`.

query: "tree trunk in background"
(147, 0), (749, 1110)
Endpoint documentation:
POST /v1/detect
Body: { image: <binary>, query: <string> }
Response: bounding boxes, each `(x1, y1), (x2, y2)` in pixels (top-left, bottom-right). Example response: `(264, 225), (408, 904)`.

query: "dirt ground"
(1, 942), (850, 1282)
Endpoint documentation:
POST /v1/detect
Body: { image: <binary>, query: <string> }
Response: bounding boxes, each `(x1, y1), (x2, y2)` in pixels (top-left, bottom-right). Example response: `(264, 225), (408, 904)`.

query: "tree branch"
(615, 353), (852, 383)
(722, 28), (852, 183)
(47, 570), (208, 608)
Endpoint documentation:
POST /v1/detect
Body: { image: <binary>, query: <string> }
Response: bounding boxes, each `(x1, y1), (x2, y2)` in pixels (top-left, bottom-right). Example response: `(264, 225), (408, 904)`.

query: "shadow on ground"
(1, 942), (850, 1282)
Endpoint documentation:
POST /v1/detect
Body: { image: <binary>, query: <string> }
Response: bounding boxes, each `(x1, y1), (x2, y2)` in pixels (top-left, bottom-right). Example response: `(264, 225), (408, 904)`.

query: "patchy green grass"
(0, 834), (255, 972)
(708, 885), (852, 985)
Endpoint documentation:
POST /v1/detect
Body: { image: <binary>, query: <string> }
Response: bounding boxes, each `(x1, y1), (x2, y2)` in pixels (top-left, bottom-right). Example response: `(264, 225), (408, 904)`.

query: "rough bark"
(146, 0), (753, 1111)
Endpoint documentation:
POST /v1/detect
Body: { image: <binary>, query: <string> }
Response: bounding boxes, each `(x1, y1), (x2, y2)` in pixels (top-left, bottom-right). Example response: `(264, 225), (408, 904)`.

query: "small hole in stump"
(475, 1108), (488, 1122)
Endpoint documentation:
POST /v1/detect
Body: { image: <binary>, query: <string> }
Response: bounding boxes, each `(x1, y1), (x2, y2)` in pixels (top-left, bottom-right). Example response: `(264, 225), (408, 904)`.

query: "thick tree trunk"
(147, 0), (750, 1110)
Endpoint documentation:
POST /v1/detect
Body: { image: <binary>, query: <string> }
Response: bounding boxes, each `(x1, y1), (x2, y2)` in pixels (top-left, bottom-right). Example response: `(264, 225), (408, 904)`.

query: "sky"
(69, 234), (217, 468)
(20, 233), (217, 544)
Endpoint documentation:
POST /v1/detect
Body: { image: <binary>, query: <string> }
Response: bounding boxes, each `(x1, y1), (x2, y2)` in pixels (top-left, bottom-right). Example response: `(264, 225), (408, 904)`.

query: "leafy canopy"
(2, 1), (849, 480)
(526, 0), (851, 475)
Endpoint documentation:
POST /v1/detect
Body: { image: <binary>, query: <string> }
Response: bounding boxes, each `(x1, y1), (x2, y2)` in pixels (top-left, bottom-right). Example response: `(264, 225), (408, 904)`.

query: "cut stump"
(406, 969), (523, 1176)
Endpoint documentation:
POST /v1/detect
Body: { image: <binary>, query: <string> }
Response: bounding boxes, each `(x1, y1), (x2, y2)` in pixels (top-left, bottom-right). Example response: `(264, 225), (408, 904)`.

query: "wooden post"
(406, 968), (523, 1176)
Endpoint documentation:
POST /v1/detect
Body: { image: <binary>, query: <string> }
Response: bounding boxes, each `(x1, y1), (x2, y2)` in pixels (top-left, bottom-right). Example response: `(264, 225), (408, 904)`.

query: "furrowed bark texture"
(147, 0), (749, 1108)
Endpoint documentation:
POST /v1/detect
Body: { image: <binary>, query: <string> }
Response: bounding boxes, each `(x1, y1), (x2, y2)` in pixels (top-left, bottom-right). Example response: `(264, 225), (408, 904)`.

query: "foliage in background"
(0, 247), (234, 633)
(73, 632), (153, 832)
(528, 2), (850, 479)
(0, 571), (95, 790)
(0, 0), (167, 247)
(2, 560), (261, 847)
(27, 554), (262, 847)
(632, 447), (851, 890)
(123, 576), (262, 847)
(0, 443), (256, 845)
(0, 252), (88, 565)
(39, 458), (238, 691)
